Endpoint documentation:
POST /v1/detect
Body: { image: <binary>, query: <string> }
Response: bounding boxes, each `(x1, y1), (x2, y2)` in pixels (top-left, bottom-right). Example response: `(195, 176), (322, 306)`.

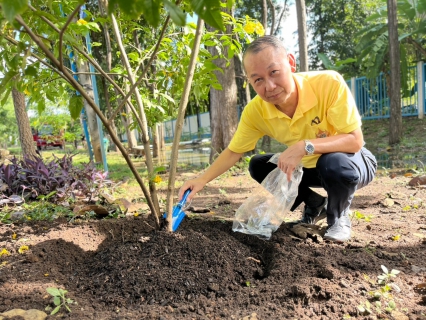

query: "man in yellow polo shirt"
(179, 35), (377, 242)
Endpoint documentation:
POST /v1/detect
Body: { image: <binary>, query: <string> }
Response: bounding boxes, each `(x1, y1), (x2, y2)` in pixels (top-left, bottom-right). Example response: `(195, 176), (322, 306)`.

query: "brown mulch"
(1, 171), (426, 320)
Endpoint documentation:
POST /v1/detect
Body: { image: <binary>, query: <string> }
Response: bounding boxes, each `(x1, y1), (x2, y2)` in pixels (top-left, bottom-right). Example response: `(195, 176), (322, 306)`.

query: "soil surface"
(1, 168), (426, 320)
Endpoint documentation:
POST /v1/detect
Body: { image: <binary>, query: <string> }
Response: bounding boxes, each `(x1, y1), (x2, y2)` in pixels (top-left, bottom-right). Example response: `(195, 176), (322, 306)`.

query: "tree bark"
(208, 9), (238, 163)
(387, 0), (402, 144)
(11, 88), (38, 160)
(260, 0), (272, 152)
(262, 0), (268, 29)
(75, 59), (103, 162)
(101, 77), (118, 152)
(98, 0), (137, 150)
(165, 17), (204, 231)
(296, 0), (309, 71)
(152, 124), (159, 158)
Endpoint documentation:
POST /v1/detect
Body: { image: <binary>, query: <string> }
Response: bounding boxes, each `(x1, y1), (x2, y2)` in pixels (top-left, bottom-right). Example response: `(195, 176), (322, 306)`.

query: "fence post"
(417, 61), (424, 119)
(350, 77), (356, 99)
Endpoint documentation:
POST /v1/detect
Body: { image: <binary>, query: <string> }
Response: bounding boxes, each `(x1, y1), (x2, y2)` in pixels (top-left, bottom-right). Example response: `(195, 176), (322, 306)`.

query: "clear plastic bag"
(232, 153), (303, 239)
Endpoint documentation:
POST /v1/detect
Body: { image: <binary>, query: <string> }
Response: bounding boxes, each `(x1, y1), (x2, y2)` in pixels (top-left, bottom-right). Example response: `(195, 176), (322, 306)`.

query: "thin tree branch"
(267, 0), (276, 35)
(14, 14), (160, 226)
(2, 35), (69, 83)
(27, 4), (145, 127)
(59, 5), (82, 70)
(111, 15), (171, 120)
(165, 17), (204, 231)
(111, 0), (183, 118)
(407, 36), (426, 58)
(274, 0), (288, 36)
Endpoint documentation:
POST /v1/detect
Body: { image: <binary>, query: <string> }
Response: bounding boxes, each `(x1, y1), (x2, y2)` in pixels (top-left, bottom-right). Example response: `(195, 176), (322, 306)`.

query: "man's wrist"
(304, 140), (315, 155)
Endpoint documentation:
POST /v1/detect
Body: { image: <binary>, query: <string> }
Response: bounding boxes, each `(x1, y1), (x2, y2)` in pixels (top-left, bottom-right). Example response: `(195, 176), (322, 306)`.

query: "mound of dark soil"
(1, 173), (426, 319)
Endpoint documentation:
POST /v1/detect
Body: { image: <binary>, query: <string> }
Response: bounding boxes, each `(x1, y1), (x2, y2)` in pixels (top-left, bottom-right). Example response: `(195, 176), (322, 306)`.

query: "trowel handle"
(178, 189), (191, 207)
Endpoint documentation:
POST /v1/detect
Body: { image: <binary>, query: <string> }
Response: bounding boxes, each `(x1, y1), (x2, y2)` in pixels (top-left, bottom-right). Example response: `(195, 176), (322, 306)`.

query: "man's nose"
(265, 78), (276, 91)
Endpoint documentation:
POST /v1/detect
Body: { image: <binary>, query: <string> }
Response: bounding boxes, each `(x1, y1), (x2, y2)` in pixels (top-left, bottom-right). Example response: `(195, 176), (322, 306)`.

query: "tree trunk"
(159, 124), (165, 150)
(76, 60), (103, 162)
(387, 0), (402, 144)
(101, 77), (118, 152)
(260, 0), (271, 152)
(11, 88), (38, 160)
(296, 0), (309, 71)
(165, 17), (204, 231)
(262, 0), (268, 29)
(152, 124), (159, 158)
(99, 0), (137, 151)
(123, 83), (138, 149)
(208, 10), (238, 163)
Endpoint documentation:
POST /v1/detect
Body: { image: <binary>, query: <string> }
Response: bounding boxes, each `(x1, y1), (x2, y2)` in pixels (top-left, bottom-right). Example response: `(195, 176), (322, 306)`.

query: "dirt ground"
(1, 166), (426, 320)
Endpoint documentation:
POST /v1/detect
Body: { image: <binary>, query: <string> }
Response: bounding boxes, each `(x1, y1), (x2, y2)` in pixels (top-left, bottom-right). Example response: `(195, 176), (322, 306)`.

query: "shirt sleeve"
(326, 72), (362, 134)
(228, 102), (264, 153)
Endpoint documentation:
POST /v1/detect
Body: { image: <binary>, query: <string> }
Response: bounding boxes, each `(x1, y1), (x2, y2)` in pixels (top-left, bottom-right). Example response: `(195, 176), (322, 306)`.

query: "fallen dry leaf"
(409, 175), (426, 187)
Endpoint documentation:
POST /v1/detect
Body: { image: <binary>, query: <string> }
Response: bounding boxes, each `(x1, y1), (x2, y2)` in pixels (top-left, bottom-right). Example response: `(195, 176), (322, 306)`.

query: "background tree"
(306, 0), (379, 75)
(207, 6), (239, 162)
(12, 86), (37, 160)
(387, 0), (402, 144)
(0, 0), (257, 231)
(296, 0), (309, 71)
(0, 97), (19, 149)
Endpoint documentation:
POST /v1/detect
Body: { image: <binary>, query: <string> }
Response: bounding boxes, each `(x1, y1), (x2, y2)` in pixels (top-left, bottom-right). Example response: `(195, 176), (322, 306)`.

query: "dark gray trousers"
(248, 147), (377, 225)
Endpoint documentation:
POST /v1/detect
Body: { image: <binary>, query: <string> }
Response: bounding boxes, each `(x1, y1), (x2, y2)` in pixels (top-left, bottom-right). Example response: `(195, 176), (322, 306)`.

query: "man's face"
(244, 46), (296, 107)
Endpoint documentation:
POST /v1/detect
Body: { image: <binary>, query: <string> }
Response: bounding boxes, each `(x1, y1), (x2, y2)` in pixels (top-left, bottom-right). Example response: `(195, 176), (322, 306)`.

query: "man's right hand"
(178, 178), (208, 201)
(177, 148), (243, 202)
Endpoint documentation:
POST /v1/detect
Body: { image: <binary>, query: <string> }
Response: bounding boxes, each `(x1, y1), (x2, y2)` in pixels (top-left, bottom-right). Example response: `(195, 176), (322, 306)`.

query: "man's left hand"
(277, 141), (306, 182)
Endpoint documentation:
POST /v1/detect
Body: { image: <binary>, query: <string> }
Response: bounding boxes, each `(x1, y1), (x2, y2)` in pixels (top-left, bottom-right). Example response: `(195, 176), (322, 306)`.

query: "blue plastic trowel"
(164, 189), (191, 231)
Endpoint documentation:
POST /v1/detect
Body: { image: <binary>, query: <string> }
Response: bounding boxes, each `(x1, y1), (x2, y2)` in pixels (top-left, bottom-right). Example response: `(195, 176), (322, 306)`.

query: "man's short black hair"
(243, 35), (287, 62)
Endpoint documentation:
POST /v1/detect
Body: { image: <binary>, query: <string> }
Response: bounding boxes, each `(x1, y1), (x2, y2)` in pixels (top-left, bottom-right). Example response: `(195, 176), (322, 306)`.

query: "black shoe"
(300, 198), (328, 225)
(324, 211), (352, 242)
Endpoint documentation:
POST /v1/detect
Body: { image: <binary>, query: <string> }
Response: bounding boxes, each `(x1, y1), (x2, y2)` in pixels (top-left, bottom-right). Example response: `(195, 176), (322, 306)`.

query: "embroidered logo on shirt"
(316, 129), (329, 138)
(311, 116), (320, 125)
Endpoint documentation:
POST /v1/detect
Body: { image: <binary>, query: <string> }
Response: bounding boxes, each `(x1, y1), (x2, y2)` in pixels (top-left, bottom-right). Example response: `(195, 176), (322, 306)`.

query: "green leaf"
(204, 40), (217, 46)
(211, 82), (222, 90)
(46, 287), (61, 297)
(0, 70), (18, 97)
(318, 53), (343, 71)
(154, 166), (166, 173)
(1, 0), (28, 23)
(390, 269), (400, 275)
(190, 0), (225, 31)
(69, 95), (84, 120)
(24, 65), (38, 77)
(53, 296), (61, 306)
(0, 88), (12, 106)
(46, 91), (56, 103)
(128, 52), (140, 62)
(226, 0), (234, 10)
(141, 0), (161, 27)
(59, 289), (68, 295)
(108, 0), (143, 18)
(388, 300), (396, 309)
(87, 22), (101, 32)
(163, 0), (186, 26)
(158, 92), (175, 104)
(51, 305), (61, 315)
(381, 265), (388, 274)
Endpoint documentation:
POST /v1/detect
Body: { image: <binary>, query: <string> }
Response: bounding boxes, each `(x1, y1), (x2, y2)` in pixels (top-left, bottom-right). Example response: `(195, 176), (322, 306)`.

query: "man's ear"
(288, 53), (296, 72)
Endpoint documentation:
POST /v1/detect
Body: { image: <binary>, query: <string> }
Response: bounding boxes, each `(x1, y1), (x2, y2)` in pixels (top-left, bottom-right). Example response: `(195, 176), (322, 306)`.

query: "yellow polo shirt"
(228, 70), (362, 168)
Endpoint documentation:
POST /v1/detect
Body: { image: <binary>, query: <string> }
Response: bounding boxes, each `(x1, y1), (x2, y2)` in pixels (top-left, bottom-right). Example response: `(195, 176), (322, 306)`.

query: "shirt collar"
(260, 73), (318, 120)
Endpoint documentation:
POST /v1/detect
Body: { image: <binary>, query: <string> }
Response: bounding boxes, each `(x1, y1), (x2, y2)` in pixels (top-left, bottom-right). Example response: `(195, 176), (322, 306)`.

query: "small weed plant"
(377, 265), (400, 285)
(350, 210), (374, 223)
(46, 287), (76, 315)
(358, 265), (400, 316)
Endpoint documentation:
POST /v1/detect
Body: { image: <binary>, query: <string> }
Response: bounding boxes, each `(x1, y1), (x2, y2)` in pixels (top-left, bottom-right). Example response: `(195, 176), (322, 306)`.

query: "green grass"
(4, 117), (426, 180)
